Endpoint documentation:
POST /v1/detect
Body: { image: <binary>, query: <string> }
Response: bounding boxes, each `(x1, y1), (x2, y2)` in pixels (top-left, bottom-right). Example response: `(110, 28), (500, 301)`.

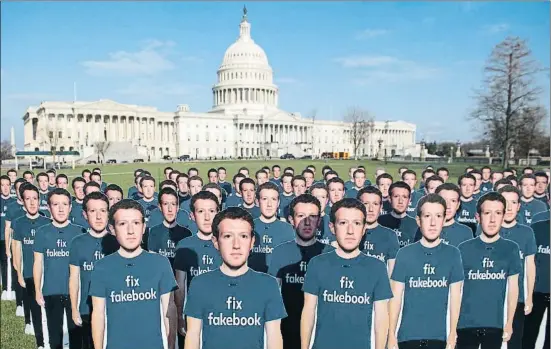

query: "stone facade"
(22, 10), (416, 160)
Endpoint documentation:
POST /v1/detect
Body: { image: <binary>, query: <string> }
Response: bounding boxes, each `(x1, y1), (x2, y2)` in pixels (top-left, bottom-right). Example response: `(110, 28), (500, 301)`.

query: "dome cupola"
(211, 6), (279, 112)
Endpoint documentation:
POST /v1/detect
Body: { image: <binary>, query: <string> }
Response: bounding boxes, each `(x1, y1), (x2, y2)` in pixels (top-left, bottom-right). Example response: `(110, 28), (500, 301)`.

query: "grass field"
(0, 159), (504, 349)
(1, 300), (37, 349)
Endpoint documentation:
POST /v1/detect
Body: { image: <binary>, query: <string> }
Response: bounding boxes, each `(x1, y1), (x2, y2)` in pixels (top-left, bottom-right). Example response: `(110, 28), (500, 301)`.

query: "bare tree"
(94, 141), (110, 163)
(513, 106), (549, 158)
(344, 107), (374, 160)
(39, 122), (61, 165)
(469, 36), (546, 166)
(0, 140), (13, 160)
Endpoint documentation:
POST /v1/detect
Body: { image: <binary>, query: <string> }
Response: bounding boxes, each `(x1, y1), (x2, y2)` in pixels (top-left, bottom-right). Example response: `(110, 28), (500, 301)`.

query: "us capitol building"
(22, 9), (417, 162)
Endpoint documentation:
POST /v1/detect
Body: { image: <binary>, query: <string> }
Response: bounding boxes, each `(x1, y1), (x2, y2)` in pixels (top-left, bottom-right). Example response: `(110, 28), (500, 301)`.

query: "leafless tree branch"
(0, 140), (13, 160)
(344, 107), (374, 160)
(468, 36), (547, 165)
(94, 141), (110, 163)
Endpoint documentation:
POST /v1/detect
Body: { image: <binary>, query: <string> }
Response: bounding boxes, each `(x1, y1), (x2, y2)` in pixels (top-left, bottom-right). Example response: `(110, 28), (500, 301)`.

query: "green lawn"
(1, 300), (37, 349)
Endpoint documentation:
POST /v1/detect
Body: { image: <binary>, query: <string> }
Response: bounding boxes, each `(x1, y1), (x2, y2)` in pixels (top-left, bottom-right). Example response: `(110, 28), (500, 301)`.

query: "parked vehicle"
(133, 158), (144, 163)
(178, 154), (191, 161)
(280, 153), (295, 159)
(321, 151), (349, 159)
(106, 159), (117, 164)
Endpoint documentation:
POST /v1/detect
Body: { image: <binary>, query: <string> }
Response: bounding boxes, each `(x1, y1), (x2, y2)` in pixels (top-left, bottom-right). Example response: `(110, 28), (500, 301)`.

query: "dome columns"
(212, 86), (278, 107)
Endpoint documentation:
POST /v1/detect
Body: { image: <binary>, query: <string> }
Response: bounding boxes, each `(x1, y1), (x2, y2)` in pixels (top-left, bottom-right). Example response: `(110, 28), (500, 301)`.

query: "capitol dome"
(221, 30), (269, 67)
(211, 7), (279, 113)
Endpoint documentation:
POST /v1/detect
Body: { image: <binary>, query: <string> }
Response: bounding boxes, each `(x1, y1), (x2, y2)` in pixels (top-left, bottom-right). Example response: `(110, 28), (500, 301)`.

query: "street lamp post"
(72, 107), (77, 151)
(377, 139), (383, 161)
(384, 121), (389, 163)
(173, 129), (177, 158)
(383, 121), (390, 163)
(420, 138), (426, 162)
(260, 115), (265, 160)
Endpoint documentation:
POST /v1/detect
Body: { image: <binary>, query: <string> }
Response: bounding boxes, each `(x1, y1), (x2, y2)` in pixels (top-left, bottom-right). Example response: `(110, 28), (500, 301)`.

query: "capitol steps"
(79, 141), (139, 164)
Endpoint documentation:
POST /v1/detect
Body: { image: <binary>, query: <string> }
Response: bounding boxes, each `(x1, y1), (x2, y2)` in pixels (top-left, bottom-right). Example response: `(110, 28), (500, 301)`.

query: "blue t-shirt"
(391, 242), (464, 342)
(11, 214), (51, 278)
(532, 210), (550, 224)
(180, 199), (191, 213)
(148, 223), (192, 267)
(137, 198), (159, 223)
(534, 194), (550, 209)
(38, 191), (51, 218)
(127, 186), (138, 199)
(146, 208), (164, 229)
(324, 204), (332, 217)
(378, 213), (418, 248)
(269, 178), (281, 188)
(501, 223), (537, 302)
(69, 232), (119, 315)
(344, 180), (354, 191)
(218, 181), (233, 196)
(480, 181), (493, 193)
(0, 196), (16, 241)
(6, 200), (25, 226)
(238, 204), (261, 220)
(268, 240), (334, 343)
(10, 185), (17, 198)
(184, 268), (287, 349)
(33, 222), (86, 296)
(173, 235), (222, 287)
(279, 193), (295, 219)
(472, 191), (484, 202)
(178, 193), (191, 208)
(532, 219), (550, 294)
(456, 198), (478, 234)
(89, 251), (177, 349)
(315, 215), (334, 245)
(302, 250), (392, 349)
(345, 187), (361, 199)
(441, 221), (474, 247)
(130, 191), (143, 201)
(406, 191), (423, 218)
(70, 201), (90, 229)
(225, 193), (243, 208)
(249, 218), (295, 273)
(518, 199), (548, 226)
(381, 199), (391, 216)
(360, 224), (400, 263)
(457, 237), (522, 329)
